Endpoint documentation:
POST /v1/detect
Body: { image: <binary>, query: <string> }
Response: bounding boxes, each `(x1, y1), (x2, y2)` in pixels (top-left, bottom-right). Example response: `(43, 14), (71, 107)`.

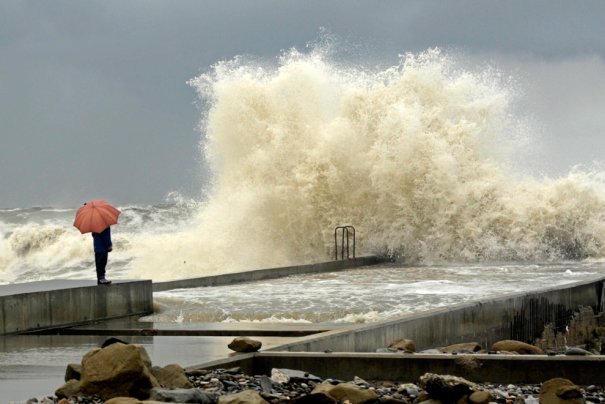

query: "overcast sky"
(1, 0), (604, 208)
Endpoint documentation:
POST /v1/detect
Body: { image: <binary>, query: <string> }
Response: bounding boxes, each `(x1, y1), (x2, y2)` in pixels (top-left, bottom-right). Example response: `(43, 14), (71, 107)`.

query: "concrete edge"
(186, 274), (605, 384)
(242, 352), (605, 385)
(0, 280), (154, 335)
(153, 255), (387, 292)
(262, 273), (605, 353)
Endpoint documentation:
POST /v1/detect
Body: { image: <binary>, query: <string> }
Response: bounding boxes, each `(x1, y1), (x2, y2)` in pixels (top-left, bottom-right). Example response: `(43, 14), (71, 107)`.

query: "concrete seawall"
(267, 275), (605, 353)
(0, 280), (153, 335)
(0, 257), (383, 335)
(192, 275), (605, 384)
(153, 255), (384, 292)
(193, 352), (605, 385)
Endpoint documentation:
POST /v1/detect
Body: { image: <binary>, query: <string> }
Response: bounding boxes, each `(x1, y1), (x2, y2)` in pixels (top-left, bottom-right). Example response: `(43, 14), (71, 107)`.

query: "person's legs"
(95, 252), (109, 282)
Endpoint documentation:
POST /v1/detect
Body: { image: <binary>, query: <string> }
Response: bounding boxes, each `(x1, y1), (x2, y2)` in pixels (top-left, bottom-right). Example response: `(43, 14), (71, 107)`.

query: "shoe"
(97, 278), (112, 285)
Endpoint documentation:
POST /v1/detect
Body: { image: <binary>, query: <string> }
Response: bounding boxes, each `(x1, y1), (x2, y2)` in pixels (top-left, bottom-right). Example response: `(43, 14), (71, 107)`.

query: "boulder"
(270, 368), (322, 384)
(440, 342), (481, 354)
(64, 363), (82, 381)
(149, 387), (214, 403)
(101, 337), (130, 348)
(55, 379), (81, 399)
(469, 390), (493, 404)
(419, 373), (476, 403)
(104, 399), (144, 404)
(293, 392), (337, 403)
(227, 337), (262, 352)
(79, 342), (160, 399)
(539, 378), (584, 404)
(419, 349), (445, 354)
(151, 364), (193, 388)
(564, 347), (593, 356)
(312, 382), (379, 404)
(218, 390), (269, 404)
(388, 338), (416, 352)
(490, 340), (544, 355)
(376, 347), (399, 353)
(379, 398), (408, 404)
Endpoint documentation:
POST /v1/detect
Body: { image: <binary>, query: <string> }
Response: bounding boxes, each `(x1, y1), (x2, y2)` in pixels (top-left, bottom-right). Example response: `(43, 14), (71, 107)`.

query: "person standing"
(92, 227), (113, 285)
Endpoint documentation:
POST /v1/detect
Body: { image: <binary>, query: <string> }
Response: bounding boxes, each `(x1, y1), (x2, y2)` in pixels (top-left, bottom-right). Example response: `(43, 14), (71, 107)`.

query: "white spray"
(130, 48), (605, 280)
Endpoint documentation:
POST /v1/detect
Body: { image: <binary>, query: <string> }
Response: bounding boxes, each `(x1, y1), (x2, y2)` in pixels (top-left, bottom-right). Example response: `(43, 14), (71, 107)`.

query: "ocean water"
(2, 48), (605, 323)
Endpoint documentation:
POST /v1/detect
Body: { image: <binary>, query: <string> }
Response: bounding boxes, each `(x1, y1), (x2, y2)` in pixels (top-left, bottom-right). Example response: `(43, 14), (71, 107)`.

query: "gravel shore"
(26, 365), (605, 404)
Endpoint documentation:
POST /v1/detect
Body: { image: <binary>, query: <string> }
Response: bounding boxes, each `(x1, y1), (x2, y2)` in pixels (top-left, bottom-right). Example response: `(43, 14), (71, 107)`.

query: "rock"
(227, 337), (262, 352)
(79, 342), (160, 399)
(376, 347), (399, 353)
(469, 390), (493, 404)
(104, 398), (143, 404)
(398, 383), (420, 397)
(313, 381), (379, 404)
(101, 337), (130, 348)
(288, 368), (321, 383)
(149, 387), (214, 403)
(57, 399), (70, 404)
(453, 356), (481, 371)
(540, 378), (584, 404)
(218, 389), (269, 404)
(55, 379), (81, 399)
(388, 338), (416, 352)
(258, 374), (273, 393)
(379, 398), (408, 403)
(271, 368), (290, 384)
(419, 373), (476, 403)
(564, 347), (593, 356)
(419, 349), (445, 354)
(151, 363), (193, 388)
(64, 363), (81, 381)
(440, 342), (482, 354)
(490, 340), (544, 355)
(354, 375), (368, 385)
(293, 392), (337, 403)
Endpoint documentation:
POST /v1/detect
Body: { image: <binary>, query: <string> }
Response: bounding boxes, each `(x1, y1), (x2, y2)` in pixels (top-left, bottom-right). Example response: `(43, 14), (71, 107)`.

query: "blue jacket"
(92, 227), (112, 253)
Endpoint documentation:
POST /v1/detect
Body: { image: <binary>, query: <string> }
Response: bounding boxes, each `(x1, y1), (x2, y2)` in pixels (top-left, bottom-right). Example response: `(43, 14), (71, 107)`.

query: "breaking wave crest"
(2, 46), (605, 284)
(131, 47), (605, 280)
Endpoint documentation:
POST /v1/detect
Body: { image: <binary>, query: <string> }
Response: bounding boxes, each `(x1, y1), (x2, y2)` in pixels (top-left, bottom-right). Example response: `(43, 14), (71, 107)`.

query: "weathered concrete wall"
(153, 255), (385, 292)
(0, 280), (153, 335)
(267, 276), (605, 353)
(191, 276), (605, 385)
(248, 352), (605, 385)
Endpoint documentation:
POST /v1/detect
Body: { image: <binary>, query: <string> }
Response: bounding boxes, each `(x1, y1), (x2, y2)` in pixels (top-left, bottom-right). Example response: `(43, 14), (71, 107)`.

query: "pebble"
(26, 367), (605, 403)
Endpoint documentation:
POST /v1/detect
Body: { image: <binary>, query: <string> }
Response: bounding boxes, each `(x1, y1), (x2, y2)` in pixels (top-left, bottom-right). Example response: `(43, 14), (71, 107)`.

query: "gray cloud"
(1, 0), (604, 207)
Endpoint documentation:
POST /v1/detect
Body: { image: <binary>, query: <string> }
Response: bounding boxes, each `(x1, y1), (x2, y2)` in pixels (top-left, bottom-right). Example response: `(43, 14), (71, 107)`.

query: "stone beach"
(23, 337), (605, 404)
(22, 306), (605, 403)
(23, 364), (605, 404)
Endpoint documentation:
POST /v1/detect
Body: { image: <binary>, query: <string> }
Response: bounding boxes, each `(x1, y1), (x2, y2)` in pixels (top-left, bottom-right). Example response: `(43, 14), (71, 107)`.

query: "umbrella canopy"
(73, 200), (121, 234)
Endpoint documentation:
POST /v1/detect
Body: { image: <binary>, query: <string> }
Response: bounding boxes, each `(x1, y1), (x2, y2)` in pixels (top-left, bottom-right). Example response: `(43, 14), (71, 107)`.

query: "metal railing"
(334, 225), (355, 260)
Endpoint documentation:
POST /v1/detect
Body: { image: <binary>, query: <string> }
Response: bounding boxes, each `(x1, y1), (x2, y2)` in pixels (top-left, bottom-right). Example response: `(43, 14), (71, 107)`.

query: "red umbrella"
(73, 200), (121, 234)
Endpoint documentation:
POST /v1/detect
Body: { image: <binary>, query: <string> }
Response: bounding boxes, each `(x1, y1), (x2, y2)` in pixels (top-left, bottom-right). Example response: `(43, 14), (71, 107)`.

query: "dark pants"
(95, 252), (108, 280)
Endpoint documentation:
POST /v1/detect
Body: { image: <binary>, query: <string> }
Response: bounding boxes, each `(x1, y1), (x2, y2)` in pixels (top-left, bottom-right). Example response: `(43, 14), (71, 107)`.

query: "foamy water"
(2, 48), (605, 288)
(143, 261), (605, 324)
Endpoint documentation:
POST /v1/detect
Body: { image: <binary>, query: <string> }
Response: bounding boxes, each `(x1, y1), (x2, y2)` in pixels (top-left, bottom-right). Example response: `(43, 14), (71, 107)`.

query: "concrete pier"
(189, 275), (605, 385)
(153, 255), (385, 291)
(4, 260), (605, 387)
(0, 280), (153, 335)
(266, 274), (605, 353)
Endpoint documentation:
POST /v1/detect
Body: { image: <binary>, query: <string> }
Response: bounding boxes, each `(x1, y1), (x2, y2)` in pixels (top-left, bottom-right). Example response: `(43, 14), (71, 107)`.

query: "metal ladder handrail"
(334, 225), (356, 260)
